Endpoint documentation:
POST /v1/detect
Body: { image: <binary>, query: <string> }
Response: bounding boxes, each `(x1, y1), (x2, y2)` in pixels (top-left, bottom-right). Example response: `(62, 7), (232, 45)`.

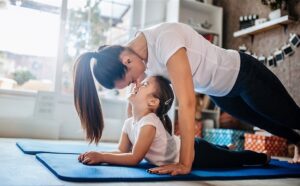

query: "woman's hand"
(78, 151), (103, 165)
(147, 163), (191, 176)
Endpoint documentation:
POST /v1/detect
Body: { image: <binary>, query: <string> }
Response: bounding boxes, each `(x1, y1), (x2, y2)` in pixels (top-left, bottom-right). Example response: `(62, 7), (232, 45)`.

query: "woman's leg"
(240, 58), (300, 163)
(210, 95), (300, 144)
(240, 58), (300, 131)
(193, 138), (268, 168)
(229, 53), (300, 130)
(212, 52), (300, 162)
(210, 95), (300, 163)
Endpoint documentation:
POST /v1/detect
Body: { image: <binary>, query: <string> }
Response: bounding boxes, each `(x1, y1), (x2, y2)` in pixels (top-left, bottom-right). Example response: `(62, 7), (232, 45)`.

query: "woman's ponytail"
(73, 52), (104, 144)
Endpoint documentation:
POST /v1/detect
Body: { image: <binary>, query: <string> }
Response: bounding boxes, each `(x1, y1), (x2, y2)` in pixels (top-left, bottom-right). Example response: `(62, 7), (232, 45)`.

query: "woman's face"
(114, 50), (146, 89)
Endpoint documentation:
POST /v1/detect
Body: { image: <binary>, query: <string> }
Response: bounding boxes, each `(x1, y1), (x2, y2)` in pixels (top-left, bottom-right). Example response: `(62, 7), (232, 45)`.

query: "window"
(0, 0), (62, 92)
(0, 0), (133, 96)
(61, 0), (133, 95)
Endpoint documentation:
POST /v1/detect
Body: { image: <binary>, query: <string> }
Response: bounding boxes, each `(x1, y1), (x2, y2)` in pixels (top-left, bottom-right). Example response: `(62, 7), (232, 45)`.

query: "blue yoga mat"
(36, 153), (300, 182)
(16, 140), (118, 155)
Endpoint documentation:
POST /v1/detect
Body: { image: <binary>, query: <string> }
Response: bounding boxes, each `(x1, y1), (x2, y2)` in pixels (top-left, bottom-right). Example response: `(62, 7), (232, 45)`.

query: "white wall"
(131, 0), (168, 29)
(0, 91), (127, 142)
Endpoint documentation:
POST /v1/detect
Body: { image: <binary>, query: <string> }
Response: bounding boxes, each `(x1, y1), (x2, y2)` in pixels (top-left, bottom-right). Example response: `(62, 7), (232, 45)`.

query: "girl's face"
(114, 50), (146, 89)
(128, 77), (159, 109)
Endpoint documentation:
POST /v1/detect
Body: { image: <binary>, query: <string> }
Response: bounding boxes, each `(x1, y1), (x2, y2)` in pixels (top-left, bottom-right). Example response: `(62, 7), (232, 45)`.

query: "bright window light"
(0, 4), (60, 57)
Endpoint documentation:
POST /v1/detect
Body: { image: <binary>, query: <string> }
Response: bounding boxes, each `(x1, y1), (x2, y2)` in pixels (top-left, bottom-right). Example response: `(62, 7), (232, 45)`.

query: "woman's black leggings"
(210, 52), (300, 144)
(192, 138), (267, 168)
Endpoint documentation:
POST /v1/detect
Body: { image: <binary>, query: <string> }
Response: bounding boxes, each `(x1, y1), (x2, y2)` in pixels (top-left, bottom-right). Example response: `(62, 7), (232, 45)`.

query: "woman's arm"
(149, 47), (196, 175)
(80, 125), (156, 166)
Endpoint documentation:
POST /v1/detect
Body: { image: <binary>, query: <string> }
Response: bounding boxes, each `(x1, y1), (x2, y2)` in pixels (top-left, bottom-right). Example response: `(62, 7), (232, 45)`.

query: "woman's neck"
(131, 106), (152, 123)
(127, 33), (148, 62)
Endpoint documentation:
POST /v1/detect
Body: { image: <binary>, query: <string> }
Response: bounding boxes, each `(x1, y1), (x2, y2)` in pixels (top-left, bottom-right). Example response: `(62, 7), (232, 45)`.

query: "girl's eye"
(142, 82), (149, 87)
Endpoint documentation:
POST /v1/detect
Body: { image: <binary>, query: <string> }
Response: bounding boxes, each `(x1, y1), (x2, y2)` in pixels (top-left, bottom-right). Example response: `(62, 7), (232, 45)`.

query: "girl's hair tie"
(164, 98), (172, 105)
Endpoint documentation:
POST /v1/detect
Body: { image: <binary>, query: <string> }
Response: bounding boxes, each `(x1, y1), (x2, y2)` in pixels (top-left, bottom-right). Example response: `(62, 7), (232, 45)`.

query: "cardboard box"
(244, 133), (287, 156)
(203, 129), (246, 151)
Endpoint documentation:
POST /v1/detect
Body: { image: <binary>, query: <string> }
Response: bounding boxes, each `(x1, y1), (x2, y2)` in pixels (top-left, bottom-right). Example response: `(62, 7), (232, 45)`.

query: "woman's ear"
(120, 50), (132, 66)
(121, 56), (131, 66)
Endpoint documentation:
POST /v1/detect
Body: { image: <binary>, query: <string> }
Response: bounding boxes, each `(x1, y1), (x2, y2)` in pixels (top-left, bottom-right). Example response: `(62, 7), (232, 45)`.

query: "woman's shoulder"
(144, 22), (188, 31)
(139, 22), (188, 37)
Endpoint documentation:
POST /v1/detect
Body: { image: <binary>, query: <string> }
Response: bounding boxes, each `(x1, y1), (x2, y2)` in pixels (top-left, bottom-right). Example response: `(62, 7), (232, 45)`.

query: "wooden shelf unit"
(233, 15), (294, 38)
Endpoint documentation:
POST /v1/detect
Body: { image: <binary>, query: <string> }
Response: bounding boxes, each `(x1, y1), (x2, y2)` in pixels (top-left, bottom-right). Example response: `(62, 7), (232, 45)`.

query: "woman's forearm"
(102, 152), (140, 166)
(178, 102), (195, 168)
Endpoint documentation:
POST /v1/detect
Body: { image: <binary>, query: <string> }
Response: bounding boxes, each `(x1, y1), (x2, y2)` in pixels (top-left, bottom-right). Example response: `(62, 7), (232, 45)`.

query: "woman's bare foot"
(227, 144), (236, 150)
(289, 143), (300, 164)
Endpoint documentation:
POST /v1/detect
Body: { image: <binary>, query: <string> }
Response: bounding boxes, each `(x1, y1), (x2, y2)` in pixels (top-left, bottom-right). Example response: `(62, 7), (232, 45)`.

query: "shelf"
(202, 109), (219, 114)
(181, 0), (221, 14)
(192, 25), (219, 35)
(233, 15), (294, 38)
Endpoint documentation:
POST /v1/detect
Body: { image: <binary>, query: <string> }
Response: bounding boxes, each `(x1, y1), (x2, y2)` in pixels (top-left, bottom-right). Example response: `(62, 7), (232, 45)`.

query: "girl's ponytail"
(158, 114), (172, 135)
(73, 52), (104, 144)
(153, 76), (174, 136)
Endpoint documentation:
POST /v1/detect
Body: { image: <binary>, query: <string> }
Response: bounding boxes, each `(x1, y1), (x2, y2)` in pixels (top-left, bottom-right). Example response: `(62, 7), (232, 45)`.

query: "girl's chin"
(127, 93), (136, 101)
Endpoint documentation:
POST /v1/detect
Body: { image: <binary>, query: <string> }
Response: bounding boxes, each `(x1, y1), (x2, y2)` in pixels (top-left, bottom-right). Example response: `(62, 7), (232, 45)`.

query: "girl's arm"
(103, 131), (133, 154)
(149, 47), (196, 175)
(81, 125), (156, 166)
(78, 131), (132, 161)
(117, 130), (132, 153)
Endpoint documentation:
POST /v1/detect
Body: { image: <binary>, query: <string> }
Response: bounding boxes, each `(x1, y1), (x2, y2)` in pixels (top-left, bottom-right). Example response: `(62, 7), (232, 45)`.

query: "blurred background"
(0, 0), (299, 157)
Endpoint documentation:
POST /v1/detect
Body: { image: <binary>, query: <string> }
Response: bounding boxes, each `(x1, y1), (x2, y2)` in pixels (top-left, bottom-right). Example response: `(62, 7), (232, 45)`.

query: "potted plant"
(12, 69), (36, 85)
(261, 0), (285, 20)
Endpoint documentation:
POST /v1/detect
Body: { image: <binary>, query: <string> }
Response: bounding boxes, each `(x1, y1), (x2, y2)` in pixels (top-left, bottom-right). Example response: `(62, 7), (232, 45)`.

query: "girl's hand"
(78, 151), (103, 165)
(147, 163), (191, 176)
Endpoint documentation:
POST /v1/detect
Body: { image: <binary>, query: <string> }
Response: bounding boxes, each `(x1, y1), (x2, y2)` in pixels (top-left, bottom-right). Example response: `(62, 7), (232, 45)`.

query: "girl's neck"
(131, 106), (152, 123)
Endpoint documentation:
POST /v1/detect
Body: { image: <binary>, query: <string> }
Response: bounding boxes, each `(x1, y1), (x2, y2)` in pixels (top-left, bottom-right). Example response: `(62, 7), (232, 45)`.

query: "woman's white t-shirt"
(140, 22), (241, 96)
(122, 113), (180, 166)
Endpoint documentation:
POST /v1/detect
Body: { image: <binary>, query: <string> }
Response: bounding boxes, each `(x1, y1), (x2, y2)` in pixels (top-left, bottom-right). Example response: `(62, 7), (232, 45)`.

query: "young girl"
(78, 76), (270, 173)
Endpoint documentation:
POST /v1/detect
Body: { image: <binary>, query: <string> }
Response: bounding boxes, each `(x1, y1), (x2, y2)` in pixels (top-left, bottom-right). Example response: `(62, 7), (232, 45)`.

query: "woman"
(73, 22), (300, 175)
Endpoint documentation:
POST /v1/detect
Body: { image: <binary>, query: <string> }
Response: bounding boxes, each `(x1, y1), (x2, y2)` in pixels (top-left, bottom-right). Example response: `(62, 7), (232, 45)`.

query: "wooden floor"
(0, 138), (299, 186)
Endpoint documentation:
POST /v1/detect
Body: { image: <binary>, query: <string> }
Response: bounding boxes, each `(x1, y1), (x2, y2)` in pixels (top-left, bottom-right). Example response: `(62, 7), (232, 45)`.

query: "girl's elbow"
(129, 161), (140, 166)
(130, 156), (143, 166)
(133, 159), (143, 166)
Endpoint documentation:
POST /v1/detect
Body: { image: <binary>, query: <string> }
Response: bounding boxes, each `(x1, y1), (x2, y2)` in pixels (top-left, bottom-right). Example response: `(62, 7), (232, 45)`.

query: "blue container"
(203, 129), (246, 151)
